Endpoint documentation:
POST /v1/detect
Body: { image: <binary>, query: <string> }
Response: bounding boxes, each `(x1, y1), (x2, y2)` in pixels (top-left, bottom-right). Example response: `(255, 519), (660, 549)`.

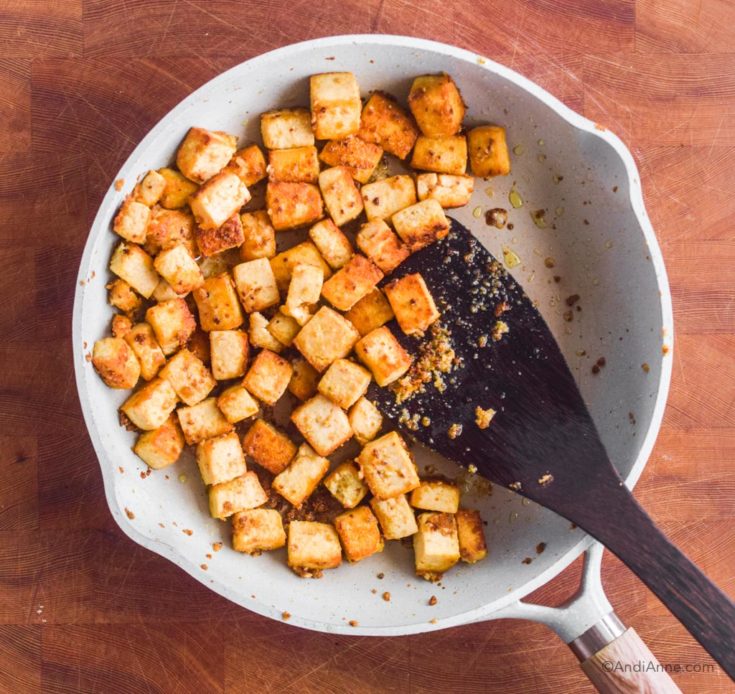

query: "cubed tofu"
(318, 358), (371, 410)
(411, 135), (467, 175)
(467, 125), (511, 177)
(265, 181), (324, 231)
(347, 397), (382, 445)
(108, 279), (142, 315)
(157, 168), (198, 209)
(321, 254), (383, 312)
(154, 244), (204, 294)
(334, 506), (384, 562)
(193, 274), (244, 331)
(308, 219), (353, 270)
(267, 310), (301, 347)
(288, 357), (320, 401)
(217, 383), (259, 423)
(319, 136), (383, 184)
(408, 74), (465, 137)
(384, 273), (440, 336)
(209, 329), (249, 380)
(272, 443), (330, 507)
(291, 394), (352, 457)
(176, 127), (238, 184)
(318, 166), (364, 227)
(310, 72), (361, 140)
(414, 512), (461, 578)
(357, 431), (420, 499)
(268, 146), (319, 183)
(133, 170), (167, 207)
(189, 171), (251, 231)
(354, 326), (412, 387)
(109, 243), (160, 299)
(293, 306), (360, 372)
(358, 91), (419, 160)
(416, 173), (474, 208)
(283, 263), (323, 325)
(232, 258), (280, 313)
(240, 211), (277, 261)
(145, 298), (197, 356)
(248, 311), (284, 352)
(133, 414), (185, 469)
(209, 471), (268, 519)
(111, 313), (133, 338)
(370, 495), (418, 540)
(242, 418), (297, 474)
(243, 349), (293, 405)
(361, 175), (417, 222)
(287, 520), (342, 574)
(323, 461), (368, 509)
(113, 197), (150, 243)
(456, 508), (488, 563)
(195, 212), (245, 257)
(356, 219), (410, 275)
(152, 278), (183, 303)
(124, 322), (166, 381)
(144, 207), (197, 257)
(270, 241), (332, 293)
(177, 396), (233, 445)
(225, 144), (268, 187)
(344, 289), (394, 336)
(92, 337), (140, 389)
(159, 348), (216, 406)
(392, 199), (449, 253)
(410, 480), (460, 513)
(232, 509), (286, 554)
(121, 377), (178, 431)
(196, 431), (247, 486)
(260, 109), (315, 149)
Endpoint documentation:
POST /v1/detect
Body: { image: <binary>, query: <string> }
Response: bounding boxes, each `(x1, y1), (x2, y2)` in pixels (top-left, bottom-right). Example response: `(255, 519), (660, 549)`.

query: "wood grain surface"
(0, 1), (733, 692)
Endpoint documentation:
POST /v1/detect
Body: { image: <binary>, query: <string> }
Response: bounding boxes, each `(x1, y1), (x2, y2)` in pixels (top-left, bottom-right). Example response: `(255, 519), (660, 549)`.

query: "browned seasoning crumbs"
(553, 275), (561, 283)
(491, 320), (509, 342)
(485, 208), (508, 229)
(282, 611), (291, 621)
(114, 178), (125, 191)
(85, 352), (92, 362)
(377, 573), (384, 580)
(509, 481), (522, 491)
(212, 542), (223, 552)
(662, 344), (670, 355)
(522, 557), (533, 565)
(566, 294), (580, 307)
(544, 257), (555, 268)
(430, 618), (438, 624)
(641, 362), (650, 373)
(206, 553), (212, 560)
(507, 223), (514, 230)
(348, 620), (359, 627)
(428, 595), (438, 606)
(183, 529), (193, 536)
(382, 592), (391, 602)
(563, 310), (573, 323)
(447, 423), (463, 439)
(538, 473), (554, 486)
(536, 542), (547, 554)
(475, 406), (496, 430)
(124, 508), (135, 520)
(628, 412), (636, 425)
(494, 301), (510, 317)
(158, 523), (165, 528)
(118, 466), (124, 473)
(200, 564), (208, 571)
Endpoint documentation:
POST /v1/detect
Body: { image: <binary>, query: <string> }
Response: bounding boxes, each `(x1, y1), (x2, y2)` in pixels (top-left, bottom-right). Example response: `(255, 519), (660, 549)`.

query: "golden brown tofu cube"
(133, 414), (185, 469)
(133, 169), (167, 207)
(356, 219), (410, 275)
(217, 383), (259, 423)
(272, 443), (330, 507)
(344, 289), (394, 337)
(209, 471), (268, 520)
(232, 258), (280, 313)
(159, 348), (215, 406)
(157, 168), (198, 209)
(110, 242), (160, 299)
(270, 241), (332, 293)
(414, 512), (460, 578)
(370, 495), (418, 540)
(176, 127), (238, 184)
(361, 175), (417, 222)
(358, 91), (419, 160)
(318, 166), (364, 227)
(190, 171), (251, 231)
(347, 396), (383, 445)
(310, 72), (361, 140)
(242, 418), (297, 474)
(321, 254), (383, 312)
(334, 506), (384, 562)
(92, 337), (140, 389)
(124, 322), (166, 381)
(209, 329), (249, 380)
(293, 306), (360, 372)
(111, 313), (133, 339)
(291, 394), (352, 457)
(196, 431), (247, 486)
(411, 135), (467, 175)
(177, 396), (233, 445)
(283, 263), (323, 326)
(323, 461), (368, 509)
(308, 219), (353, 270)
(232, 509), (286, 554)
(318, 358), (371, 410)
(392, 199), (449, 253)
(467, 125), (511, 178)
(240, 210), (277, 261)
(145, 298), (196, 356)
(248, 311), (284, 352)
(193, 274), (244, 332)
(154, 244), (204, 295)
(108, 279), (142, 315)
(456, 508), (488, 563)
(265, 181), (324, 231)
(243, 349), (292, 405)
(410, 480), (460, 513)
(358, 431), (420, 500)
(144, 207), (197, 257)
(195, 212), (245, 258)
(408, 74), (465, 137)
(268, 146), (319, 183)
(113, 197), (150, 243)
(354, 326), (412, 387)
(267, 311), (301, 347)
(319, 136), (383, 184)
(260, 109), (315, 149)
(384, 273), (440, 337)
(121, 377), (178, 431)
(416, 173), (474, 208)
(225, 144), (268, 187)
(288, 357), (320, 401)
(287, 520), (342, 574)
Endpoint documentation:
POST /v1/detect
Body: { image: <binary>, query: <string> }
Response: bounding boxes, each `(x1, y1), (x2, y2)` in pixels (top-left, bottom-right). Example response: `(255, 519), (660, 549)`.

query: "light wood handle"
(581, 627), (682, 694)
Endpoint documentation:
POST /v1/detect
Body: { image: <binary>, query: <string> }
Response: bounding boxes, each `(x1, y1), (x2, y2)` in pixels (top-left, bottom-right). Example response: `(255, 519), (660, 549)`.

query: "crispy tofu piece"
(92, 337), (140, 389)
(321, 254), (383, 312)
(411, 135), (467, 175)
(392, 199), (449, 253)
(265, 181), (323, 231)
(323, 461), (368, 509)
(370, 495), (418, 540)
(334, 506), (384, 562)
(310, 72), (361, 140)
(232, 258), (280, 313)
(209, 329), (249, 380)
(195, 212), (245, 257)
(111, 313), (133, 338)
(243, 349), (293, 405)
(356, 219), (410, 275)
(384, 273), (440, 336)
(196, 431), (247, 485)
(242, 418), (296, 474)
(358, 91), (419, 160)
(354, 326), (412, 387)
(358, 431), (420, 500)
(113, 197), (150, 243)
(157, 168), (198, 209)
(217, 383), (259, 423)
(318, 166), (364, 227)
(291, 394), (352, 456)
(344, 289), (394, 336)
(232, 509), (286, 554)
(209, 472), (268, 519)
(124, 323), (166, 381)
(177, 397), (233, 445)
(287, 520), (342, 574)
(159, 348), (216, 406)
(414, 512), (461, 578)
(268, 146), (319, 183)
(410, 480), (460, 513)
(272, 443), (330, 507)
(144, 207), (197, 257)
(288, 357), (320, 401)
(416, 173), (474, 208)
(176, 127), (238, 184)
(189, 171), (250, 231)
(408, 74), (465, 137)
(121, 377), (178, 431)
(260, 109), (315, 149)
(267, 310), (301, 347)
(133, 170), (167, 207)
(308, 219), (353, 270)
(348, 397), (382, 445)
(456, 508), (488, 563)
(193, 274), (244, 331)
(145, 298), (197, 356)
(319, 136), (383, 184)
(225, 145), (268, 187)
(467, 125), (511, 177)
(108, 279), (142, 315)
(318, 358), (371, 410)
(153, 244), (204, 295)
(270, 241), (332, 293)
(133, 414), (185, 469)
(293, 306), (360, 372)
(240, 211), (277, 261)
(361, 175), (417, 222)
(283, 263), (323, 326)
(110, 243), (160, 299)
(248, 311), (284, 352)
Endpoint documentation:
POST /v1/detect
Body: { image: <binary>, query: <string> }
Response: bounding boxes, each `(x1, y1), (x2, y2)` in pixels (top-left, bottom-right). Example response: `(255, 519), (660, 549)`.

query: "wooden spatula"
(368, 219), (735, 679)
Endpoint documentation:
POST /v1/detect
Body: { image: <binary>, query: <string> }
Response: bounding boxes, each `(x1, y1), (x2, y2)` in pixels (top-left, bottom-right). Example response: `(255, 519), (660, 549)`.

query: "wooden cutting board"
(0, 1), (733, 692)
